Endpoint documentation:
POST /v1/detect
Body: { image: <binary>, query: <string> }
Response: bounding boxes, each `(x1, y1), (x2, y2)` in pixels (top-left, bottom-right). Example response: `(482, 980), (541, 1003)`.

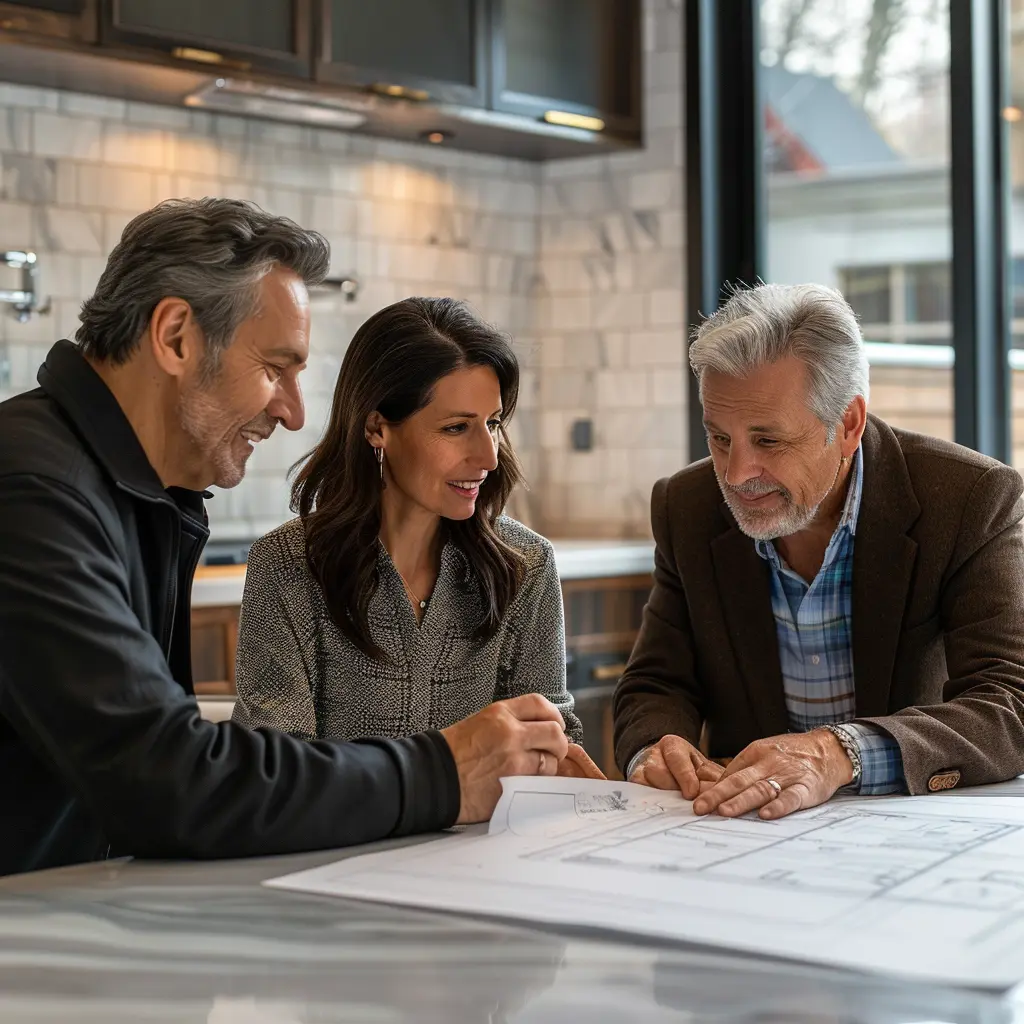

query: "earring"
(375, 446), (384, 485)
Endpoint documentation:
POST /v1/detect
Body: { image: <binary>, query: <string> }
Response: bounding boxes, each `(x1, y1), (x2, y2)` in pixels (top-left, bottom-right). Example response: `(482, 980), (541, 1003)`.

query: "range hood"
(184, 78), (369, 130)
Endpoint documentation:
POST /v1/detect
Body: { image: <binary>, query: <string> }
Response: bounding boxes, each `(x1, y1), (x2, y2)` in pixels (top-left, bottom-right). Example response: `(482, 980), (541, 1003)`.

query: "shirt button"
(811, 655), (821, 665)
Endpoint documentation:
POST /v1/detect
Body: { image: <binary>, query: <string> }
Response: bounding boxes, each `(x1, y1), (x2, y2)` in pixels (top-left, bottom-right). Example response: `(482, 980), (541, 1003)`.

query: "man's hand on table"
(692, 729), (854, 820)
(441, 694), (570, 824)
(628, 735), (725, 799)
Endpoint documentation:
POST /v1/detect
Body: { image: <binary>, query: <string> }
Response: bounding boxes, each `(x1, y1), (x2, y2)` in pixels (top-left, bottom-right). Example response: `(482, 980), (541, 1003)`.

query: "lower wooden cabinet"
(192, 572), (654, 778)
(191, 606), (238, 696)
(561, 574), (653, 780)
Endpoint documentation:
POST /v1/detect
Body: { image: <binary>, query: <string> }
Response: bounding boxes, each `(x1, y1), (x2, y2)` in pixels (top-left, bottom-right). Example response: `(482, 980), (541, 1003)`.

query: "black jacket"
(0, 341), (460, 876)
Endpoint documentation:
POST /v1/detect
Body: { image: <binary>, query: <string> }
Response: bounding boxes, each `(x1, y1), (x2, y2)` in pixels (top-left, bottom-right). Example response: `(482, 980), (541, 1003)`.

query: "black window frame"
(684, 0), (1012, 465)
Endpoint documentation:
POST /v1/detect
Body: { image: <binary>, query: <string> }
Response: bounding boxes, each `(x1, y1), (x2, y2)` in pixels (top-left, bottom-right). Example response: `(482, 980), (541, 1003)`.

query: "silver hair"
(688, 283), (870, 441)
(76, 197), (330, 367)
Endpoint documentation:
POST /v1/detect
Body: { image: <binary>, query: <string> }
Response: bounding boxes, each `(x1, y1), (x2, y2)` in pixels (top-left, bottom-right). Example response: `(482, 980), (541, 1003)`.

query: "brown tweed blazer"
(613, 415), (1024, 795)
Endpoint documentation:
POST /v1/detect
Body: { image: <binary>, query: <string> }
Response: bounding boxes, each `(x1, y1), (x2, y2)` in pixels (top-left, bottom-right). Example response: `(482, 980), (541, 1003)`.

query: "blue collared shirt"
(754, 446), (905, 795)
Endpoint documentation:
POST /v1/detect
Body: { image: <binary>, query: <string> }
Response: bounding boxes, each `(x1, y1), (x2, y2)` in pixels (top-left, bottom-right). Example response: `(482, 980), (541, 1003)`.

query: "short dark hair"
(292, 297), (526, 660)
(76, 197), (330, 365)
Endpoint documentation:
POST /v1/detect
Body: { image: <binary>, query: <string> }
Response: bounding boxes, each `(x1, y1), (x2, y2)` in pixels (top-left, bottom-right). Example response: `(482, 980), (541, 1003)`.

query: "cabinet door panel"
(493, 0), (641, 133)
(0, 0), (96, 40)
(104, 0), (311, 77)
(4, 0), (84, 12)
(115, 0), (292, 53)
(318, 0), (486, 107)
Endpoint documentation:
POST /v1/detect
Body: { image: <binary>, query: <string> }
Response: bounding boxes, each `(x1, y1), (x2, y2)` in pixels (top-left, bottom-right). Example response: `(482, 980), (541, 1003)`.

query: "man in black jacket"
(0, 198), (569, 876)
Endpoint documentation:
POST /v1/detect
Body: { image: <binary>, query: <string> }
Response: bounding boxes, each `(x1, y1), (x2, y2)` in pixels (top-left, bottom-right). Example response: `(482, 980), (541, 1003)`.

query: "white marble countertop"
(0, 833), (1014, 1022)
(192, 539), (655, 608)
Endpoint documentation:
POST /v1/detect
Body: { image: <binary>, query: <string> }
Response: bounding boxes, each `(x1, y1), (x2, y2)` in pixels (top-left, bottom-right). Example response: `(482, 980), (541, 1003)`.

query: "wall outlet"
(570, 418), (593, 452)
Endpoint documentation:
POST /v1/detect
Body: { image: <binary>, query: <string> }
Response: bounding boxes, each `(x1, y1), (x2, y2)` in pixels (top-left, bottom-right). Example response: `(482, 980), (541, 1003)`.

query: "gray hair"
(76, 197), (330, 366)
(688, 283), (870, 439)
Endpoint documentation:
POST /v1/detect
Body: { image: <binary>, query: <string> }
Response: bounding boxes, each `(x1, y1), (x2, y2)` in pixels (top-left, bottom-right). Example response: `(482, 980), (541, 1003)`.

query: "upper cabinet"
(0, 0), (97, 42)
(99, 0), (311, 77)
(315, 0), (487, 108)
(491, 0), (641, 136)
(0, 0), (643, 158)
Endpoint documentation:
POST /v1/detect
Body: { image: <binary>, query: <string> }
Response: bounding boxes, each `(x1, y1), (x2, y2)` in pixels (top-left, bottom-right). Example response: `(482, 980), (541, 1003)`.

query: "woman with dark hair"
(233, 297), (599, 776)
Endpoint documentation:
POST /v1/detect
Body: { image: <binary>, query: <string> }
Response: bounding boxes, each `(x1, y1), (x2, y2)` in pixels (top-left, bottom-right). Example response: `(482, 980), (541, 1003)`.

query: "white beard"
(716, 451), (845, 541)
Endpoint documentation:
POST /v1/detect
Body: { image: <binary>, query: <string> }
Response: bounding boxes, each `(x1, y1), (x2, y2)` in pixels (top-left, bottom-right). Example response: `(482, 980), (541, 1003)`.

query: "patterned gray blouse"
(231, 516), (582, 745)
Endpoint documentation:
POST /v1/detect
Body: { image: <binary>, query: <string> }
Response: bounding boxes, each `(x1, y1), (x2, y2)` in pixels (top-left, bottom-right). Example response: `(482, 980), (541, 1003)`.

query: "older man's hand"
(629, 735), (725, 800)
(693, 729), (854, 820)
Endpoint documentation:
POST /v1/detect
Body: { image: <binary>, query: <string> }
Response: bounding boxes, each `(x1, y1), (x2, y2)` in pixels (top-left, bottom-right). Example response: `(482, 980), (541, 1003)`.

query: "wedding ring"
(766, 778), (782, 799)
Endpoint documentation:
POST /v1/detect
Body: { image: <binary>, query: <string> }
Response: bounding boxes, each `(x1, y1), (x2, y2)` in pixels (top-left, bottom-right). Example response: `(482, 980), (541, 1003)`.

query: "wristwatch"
(822, 723), (862, 787)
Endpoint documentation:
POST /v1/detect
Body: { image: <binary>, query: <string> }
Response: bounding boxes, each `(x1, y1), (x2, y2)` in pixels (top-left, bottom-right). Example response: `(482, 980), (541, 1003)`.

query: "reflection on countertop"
(0, 839), (1013, 1024)
(193, 538), (655, 607)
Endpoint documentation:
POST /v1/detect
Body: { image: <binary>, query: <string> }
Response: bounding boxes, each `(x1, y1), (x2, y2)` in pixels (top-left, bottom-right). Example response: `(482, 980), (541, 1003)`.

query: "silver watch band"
(823, 723), (862, 784)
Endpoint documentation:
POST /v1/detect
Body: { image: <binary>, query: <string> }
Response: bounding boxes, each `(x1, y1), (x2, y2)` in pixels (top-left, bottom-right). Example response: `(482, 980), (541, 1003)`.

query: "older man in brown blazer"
(615, 282), (1024, 821)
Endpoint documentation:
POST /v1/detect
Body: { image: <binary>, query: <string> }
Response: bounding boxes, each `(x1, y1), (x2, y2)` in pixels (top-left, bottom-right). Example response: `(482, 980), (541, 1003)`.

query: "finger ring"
(766, 778), (782, 799)
(538, 752), (546, 774)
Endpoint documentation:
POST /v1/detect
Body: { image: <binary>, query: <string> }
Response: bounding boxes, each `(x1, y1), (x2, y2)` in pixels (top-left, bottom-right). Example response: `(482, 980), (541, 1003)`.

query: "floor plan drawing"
(266, 776), (1024, 988)
(520, 799), (1014, 900)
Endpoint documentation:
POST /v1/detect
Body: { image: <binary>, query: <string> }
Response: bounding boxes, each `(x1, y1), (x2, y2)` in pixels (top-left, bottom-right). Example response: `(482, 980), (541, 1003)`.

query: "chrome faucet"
(0, 251), (51, 323)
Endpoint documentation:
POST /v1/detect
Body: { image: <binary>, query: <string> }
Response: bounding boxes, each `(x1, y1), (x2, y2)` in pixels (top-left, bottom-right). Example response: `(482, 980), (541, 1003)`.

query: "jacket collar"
(37, 340), (201, 512)
(850, 414), (921, 716)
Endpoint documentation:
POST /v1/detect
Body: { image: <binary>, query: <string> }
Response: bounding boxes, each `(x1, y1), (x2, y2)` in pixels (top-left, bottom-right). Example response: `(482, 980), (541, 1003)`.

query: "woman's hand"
(556, 743), (607, 780)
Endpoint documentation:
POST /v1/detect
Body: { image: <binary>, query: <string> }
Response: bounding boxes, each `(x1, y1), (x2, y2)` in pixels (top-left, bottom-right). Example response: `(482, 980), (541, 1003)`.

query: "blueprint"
(266, 776), (1024, 988)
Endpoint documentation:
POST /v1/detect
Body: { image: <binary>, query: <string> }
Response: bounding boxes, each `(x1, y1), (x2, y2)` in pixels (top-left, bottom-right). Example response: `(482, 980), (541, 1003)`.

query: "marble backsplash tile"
(0, 0), (686, 542)
(0, 153), (55, 204)
(532, 0), (686, 538)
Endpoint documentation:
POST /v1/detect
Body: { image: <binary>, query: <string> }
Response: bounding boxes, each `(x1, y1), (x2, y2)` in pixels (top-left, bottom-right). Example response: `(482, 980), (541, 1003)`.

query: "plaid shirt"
(754, 447), (905, 795)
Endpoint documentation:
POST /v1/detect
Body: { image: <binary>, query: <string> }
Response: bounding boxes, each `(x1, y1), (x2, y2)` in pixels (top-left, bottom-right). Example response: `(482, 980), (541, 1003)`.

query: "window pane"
(839, 266), (891, 324)
(905, 262), (951, 323)
(760, 0), (953, 440)
(1012, 257), (1024, 320)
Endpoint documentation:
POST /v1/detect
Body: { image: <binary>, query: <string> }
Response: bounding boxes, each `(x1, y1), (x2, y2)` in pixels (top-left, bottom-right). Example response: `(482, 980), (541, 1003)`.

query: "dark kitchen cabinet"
(491, 0), (641, 137)
(100, 0), (311, 77)
(0, 0), (97, 42)
(315, 0), (487, 108)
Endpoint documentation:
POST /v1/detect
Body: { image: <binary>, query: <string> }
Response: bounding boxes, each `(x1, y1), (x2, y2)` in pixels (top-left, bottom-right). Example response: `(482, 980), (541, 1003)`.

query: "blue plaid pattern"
(755, 447), (905, 796)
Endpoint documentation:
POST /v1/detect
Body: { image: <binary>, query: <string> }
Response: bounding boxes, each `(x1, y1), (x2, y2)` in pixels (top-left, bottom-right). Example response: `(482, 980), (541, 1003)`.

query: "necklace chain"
(395, 566), (428, 609)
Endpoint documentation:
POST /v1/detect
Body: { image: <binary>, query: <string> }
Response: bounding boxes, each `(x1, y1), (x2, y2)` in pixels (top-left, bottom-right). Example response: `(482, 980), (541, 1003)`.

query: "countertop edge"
(192, 542), (655, 607)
